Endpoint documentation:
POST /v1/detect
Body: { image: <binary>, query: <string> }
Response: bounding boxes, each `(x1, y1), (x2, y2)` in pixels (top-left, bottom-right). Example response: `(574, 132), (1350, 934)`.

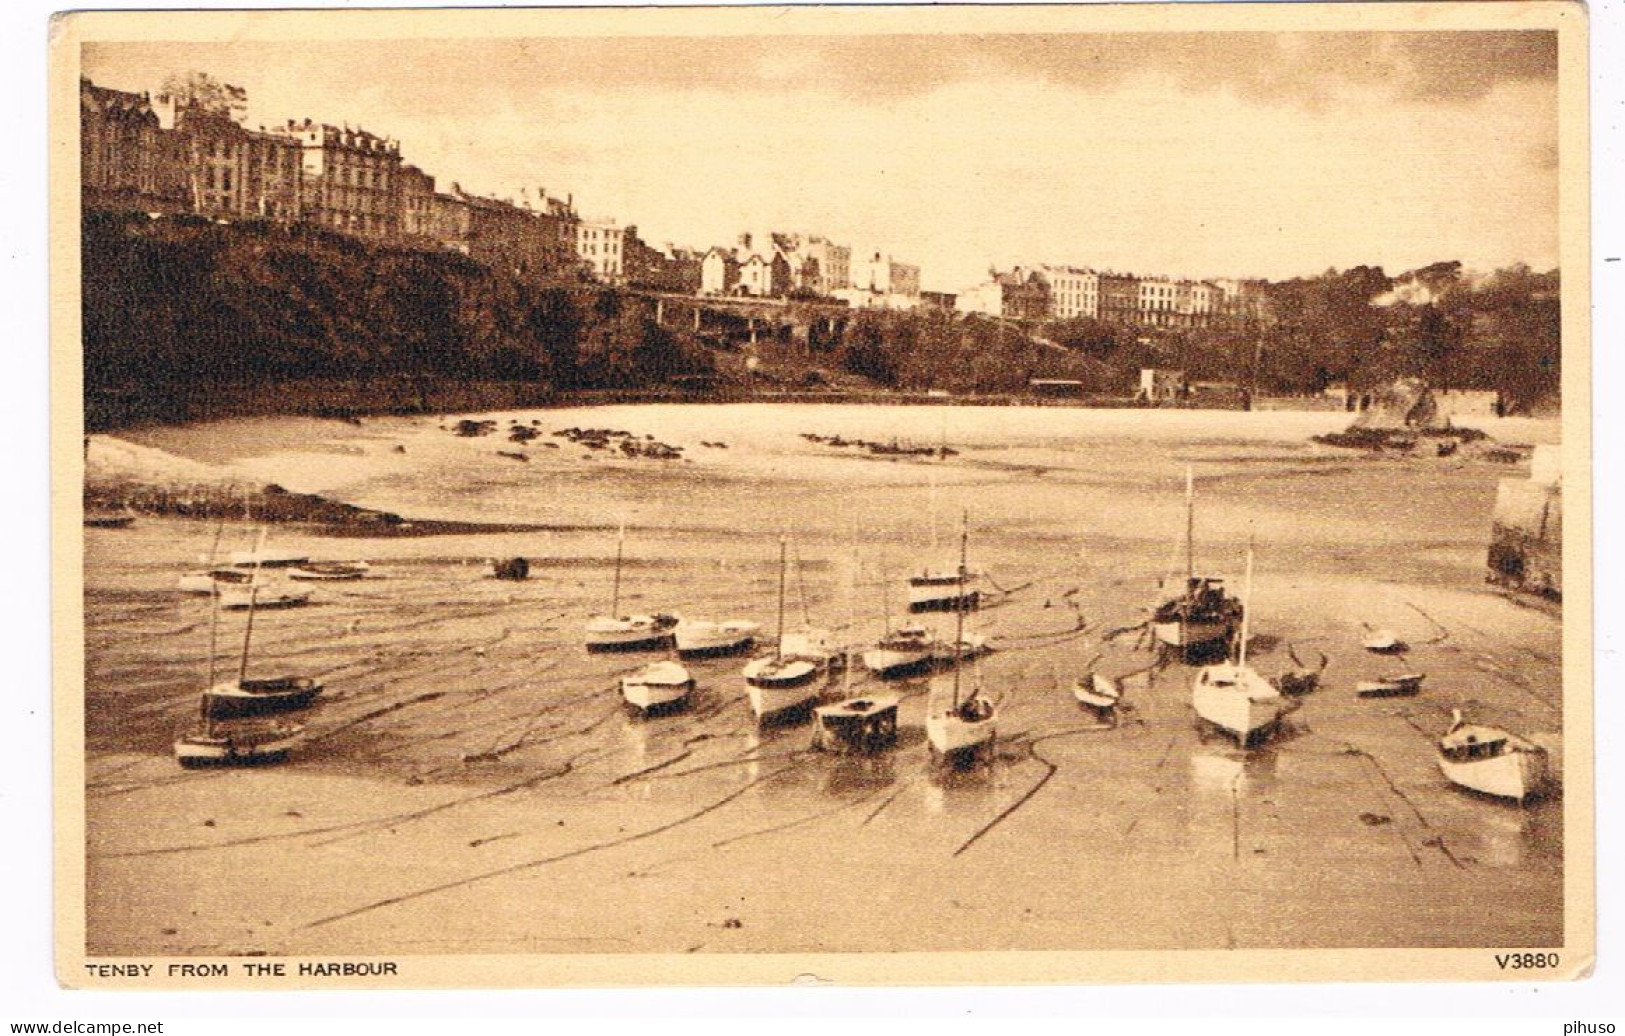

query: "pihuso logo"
(1563, 1026), (1616, 1035)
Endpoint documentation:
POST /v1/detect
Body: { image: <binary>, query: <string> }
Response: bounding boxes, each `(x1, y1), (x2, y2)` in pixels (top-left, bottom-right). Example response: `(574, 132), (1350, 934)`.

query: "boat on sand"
(1436, 709), (1549, 803)
(620, 660), (695, 714)
(925, 514), (997, 763)
(674, 619), (759, 658)
(744, 537), (830, 721)
(1152, 469), (1241, 659)
(585, 525), (678, 651)
(1190, 545), (1298, 747)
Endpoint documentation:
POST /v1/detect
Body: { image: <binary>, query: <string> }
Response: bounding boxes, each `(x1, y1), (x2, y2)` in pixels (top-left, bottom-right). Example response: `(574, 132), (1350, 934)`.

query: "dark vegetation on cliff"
(81, 212), (717, 426)
(82, 213), (1562, 428)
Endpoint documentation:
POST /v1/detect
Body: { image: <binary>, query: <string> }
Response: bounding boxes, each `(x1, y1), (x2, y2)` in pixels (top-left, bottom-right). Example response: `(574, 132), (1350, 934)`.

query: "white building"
(849, 251), (921, 298)
(1138, 277), (1180, 326)
(1040, 265), (1100, 320)
(574, 219), (625, 283)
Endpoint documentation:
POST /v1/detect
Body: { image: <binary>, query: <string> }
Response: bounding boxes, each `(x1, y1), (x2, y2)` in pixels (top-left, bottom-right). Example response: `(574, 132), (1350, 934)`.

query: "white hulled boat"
(1190, 545), (1297, 747)
(177, 567), (257, 594)
(175, 717), (305, 768)
(744, 537), (828, 721)
(1073, 672), (1123, 710)
(862, 624), (937, 676)
(1362, 629), (1408, 654)
(926, 673), (997, 762)
(203, 675), (324, 719)
(674, 619), (759, 658)
(1152, 469), (1241, 657)
(620, 660), (695, 713)
(1436, 709), (1549, 803)
(586, 612), (679, 650)
(585, 524), (678, 651)
(925, 513), (997, 763)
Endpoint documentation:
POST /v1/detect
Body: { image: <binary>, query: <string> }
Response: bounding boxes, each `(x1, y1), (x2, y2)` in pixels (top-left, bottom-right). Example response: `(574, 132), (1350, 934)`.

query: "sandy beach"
(81, 404), (1563, 957)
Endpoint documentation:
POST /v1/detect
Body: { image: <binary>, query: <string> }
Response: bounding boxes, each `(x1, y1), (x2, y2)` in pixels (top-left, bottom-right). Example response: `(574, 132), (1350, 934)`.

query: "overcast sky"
(84, 31), (1559, 292)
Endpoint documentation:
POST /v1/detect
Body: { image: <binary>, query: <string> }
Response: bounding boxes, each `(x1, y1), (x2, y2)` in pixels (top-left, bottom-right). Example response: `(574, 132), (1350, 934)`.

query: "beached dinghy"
(620, 660), (695, 713)
(84, 508), (136, 529)
(177, 568), (257, 594)
(1436, 709), (1550, 803)
(229, 546), (308, 568)
(219, 584), (311, 610)
(584, 524), (678, 651)
(1362, 629), (1408, 654)
(1152, 469), (1242, 658)
(674, 619), (759, 658)
(288, 561), (371, 581)
(203, 675), (324, 719)
(1073, 672), (1124, 723)
(1190, 546), (1298, 747)
(1356, 672), (1426, 698)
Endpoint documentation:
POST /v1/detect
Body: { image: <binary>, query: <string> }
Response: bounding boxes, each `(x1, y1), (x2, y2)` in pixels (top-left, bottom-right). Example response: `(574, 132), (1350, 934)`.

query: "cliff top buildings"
(80, 72), (611, 282)
(958, 264), (1264, 329)
(83, 71), (1289, 306)
(80, 77), (177, 211)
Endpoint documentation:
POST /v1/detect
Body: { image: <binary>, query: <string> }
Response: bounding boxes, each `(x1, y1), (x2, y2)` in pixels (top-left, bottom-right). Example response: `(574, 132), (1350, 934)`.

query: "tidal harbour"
(82, 403), (1563, 957)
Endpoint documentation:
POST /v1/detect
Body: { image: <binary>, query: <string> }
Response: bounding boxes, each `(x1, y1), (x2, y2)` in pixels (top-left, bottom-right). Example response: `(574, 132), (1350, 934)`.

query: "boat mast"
(1237, 539), (1255, 669)
(845, 537), (857, 695)
(204, 518), (226, 737)
(611, 521), (625, 616)
(794, 541), (811, 626)
(929, 468), (940, 558)
(204, 516), (226, 692)
(237, 527), (268, 684)
(775, 535), (787, 661)
(1185, 466), (1195, 584)
(879, 560), (892, 636)
(952, 511), (968, 711)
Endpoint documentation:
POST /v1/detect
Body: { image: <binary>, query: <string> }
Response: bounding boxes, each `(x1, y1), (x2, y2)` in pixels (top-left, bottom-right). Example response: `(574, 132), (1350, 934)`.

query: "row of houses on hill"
(958, 265), (1270, 329)
(696, 231), (923, 309)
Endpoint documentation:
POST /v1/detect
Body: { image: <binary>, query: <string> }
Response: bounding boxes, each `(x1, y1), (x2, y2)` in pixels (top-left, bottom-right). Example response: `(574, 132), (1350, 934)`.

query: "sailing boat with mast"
(1190, 543), (1297, 747)
(584, 522), (678, 651)
(177, 534), (307, 765)
(815, 536), (901, 753)
(925, 513), (997, 762)
(1152, 467), (1242, 660)
(908, 467), (982, 612)
(744, 536), (829, 721)
(862, 561), (938, 676)
(200, 529), (326, 720)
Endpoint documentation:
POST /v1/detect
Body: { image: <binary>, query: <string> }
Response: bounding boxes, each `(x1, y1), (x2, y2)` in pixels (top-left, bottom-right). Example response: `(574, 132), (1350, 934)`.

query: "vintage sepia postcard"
(50, 2), (1592, 989)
